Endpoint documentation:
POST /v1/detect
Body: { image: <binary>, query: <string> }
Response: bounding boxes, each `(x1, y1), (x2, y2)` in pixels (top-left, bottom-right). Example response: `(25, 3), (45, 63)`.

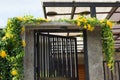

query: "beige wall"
(114, 52), (120, 60)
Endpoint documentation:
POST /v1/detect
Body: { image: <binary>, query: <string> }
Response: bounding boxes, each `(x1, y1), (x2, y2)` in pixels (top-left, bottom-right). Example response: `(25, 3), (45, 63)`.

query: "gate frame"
(23, 22), (103, 80)
(34, 32), (79, 80)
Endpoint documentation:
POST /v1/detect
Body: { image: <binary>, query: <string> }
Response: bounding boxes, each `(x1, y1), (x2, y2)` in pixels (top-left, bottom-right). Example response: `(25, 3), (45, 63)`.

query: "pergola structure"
(42, 1), (120, 52)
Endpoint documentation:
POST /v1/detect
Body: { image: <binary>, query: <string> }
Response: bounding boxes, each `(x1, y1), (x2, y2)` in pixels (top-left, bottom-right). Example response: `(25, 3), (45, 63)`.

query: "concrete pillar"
(86, 27), (104, 80)
(23, 29), (34, 80)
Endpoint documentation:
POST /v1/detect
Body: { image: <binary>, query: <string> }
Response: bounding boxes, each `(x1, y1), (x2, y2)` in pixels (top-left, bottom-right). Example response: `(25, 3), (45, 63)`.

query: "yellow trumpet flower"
(84, 25), (87, 29)
(0, 50), (7, 58)
(21, 27), (25, 34)
(107, 63), (112, 68)
(87, 24), (94, 31)
(11, 70), (18, 76)
(5, 33), (14, 38)
(22, 40), (26, 47)
(17, 17), (23, 21)
(107, 20), (113, 28)
(77, 22), (81, 26)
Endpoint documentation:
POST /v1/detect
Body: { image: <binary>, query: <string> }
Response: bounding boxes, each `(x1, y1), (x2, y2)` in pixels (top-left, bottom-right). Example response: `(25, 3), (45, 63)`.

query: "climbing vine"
(101, 20), (115, 70)
(0, 15), (114, 79)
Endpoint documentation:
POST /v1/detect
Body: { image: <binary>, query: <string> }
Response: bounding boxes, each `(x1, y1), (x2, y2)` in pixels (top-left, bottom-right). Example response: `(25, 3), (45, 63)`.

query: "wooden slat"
(78, 64), (85, 80)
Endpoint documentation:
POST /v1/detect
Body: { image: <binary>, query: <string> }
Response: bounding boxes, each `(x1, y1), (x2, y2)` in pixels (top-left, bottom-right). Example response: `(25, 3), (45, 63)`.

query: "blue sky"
(0, 0), (44, 28)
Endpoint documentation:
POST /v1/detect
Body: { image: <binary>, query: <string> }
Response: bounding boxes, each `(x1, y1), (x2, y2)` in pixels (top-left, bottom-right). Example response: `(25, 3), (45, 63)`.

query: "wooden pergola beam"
(43, 2), (120, 7)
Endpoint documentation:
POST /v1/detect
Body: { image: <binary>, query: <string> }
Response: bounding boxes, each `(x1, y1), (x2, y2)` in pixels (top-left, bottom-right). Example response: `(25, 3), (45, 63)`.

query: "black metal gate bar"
(103, 61), (120, 80)
(56, 37), (59, 77)
(43, 35), (45, 77)
(73, 38), (76, 78)
(75, 38), (79, 79)
(39, 35), (42, 78)
(69, 38), (73, 77)
(63, 38), (66, 77)
(65, 38), (68, 77)
(74, 38), (78, 78)
(37, 33), (40, 80)
(103, 61), (106, 80)
(61, 38), (64, 77)
(67, 38), (70, 77)
(52, 37), (55, 77)
(118, 61), (120, 80)
(34, 32), (37, 80)
(44, 36), (47, 77)
(47, 36), (50, 77)
(34, 32), (78, 80)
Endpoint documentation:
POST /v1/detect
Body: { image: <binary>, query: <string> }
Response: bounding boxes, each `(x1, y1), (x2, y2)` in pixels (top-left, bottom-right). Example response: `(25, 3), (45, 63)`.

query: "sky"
(0, 0), (44, 28)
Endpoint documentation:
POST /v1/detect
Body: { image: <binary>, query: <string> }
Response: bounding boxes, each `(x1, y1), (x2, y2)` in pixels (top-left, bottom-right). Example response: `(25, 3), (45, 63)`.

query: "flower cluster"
(76, 16), (114, 70)
(100, 19), (114, 69)
(75, 16), (95, 31)
(0, 15), (49, 80)
(59, 15), (114, 70)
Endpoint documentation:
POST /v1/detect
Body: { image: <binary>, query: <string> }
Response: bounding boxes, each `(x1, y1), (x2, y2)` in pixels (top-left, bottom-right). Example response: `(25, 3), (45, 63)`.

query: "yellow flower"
(89, 27), (94, 31)
(76, 15), (81, 19)
(107, 20), (113, 28)
(43, 18), (50, 22)
(92, 27), (94, 31)
(100, 19), (105, 23)
(23, 17), (27, 21)
(107, 63), (112, 68)
(17, 17), (23, 21)
(75, 16), (80, 21)
(38, 18), (44, 20)
(89, 18), (94, 21)
(45, 19), (50, 22)
(2, 32), (14, 40)
(11, 70), (18, 76)
(2, 36), (7, 40)
(7, 19), (12, 25)
(87, 24), (91, 30)
(79, 17), (87, 23)
(84, 25), (87, 29)
(0, 50), (7, 58)
(38, 18), (49, 22)
(21, 27), (25, 34)
(87, 24), (94, 31)
(22, 40), (26, 47)
(77, 22), (81, 26)
(5, 33), (14, 38)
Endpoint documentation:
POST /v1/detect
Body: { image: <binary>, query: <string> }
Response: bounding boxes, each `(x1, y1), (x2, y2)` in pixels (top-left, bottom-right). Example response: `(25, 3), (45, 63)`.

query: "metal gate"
(34, 32), (78, 80)
(103, 61), (120, 80)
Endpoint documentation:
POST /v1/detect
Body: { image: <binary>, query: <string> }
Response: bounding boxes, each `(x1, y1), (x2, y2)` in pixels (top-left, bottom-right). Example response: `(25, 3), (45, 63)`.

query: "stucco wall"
(114, 52), (120, 60)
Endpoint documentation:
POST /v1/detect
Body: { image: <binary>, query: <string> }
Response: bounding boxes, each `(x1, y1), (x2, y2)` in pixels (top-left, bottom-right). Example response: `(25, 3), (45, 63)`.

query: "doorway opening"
(34, 30), (85, 80)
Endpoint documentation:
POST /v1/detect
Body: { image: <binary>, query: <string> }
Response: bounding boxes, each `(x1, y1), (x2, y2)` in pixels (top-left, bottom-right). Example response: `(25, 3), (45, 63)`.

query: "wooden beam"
(71, 7), (76, 19)
(106, 7), (119, 19)
(43, 2), (120, 7)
